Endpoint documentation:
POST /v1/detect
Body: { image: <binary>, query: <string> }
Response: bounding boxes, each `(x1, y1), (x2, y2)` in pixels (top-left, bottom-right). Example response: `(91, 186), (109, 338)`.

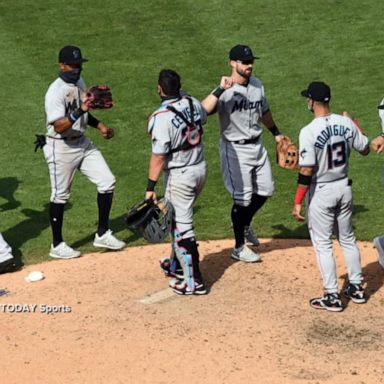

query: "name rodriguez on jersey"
(314, 123), (352, 149)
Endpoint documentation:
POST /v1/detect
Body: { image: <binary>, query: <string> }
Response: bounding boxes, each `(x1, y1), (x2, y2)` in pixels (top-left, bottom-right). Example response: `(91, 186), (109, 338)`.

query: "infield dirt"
(0, 239), (383, 384)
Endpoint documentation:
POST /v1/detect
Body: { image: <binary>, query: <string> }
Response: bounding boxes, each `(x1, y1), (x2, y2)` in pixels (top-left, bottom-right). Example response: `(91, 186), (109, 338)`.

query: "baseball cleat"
(169, 278), (207, 295)
(309, 293), (343, 312)
(159, 257), (184, 279)
(49, 242), (81, 259)
(93, 230), (126, 250)
(244, 226), (260, 246)
(343, 283), (366, 304)
(231, 245), (261, 263)
(373, 236), (384, 269)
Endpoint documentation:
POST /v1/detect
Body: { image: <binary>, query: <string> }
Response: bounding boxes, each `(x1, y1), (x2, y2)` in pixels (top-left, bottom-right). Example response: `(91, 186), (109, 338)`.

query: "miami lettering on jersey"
(231, 98), (262, 113)
(64, 99), (79, 115)
(314, 124), (351, 149)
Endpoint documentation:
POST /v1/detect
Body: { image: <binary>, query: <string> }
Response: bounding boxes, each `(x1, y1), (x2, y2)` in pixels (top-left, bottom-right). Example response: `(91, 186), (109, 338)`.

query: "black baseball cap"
(301, 81), (331, 103)
(378, 104), (384, 110)
(229, 45), (260, 61)
(58, 45), (88, 64)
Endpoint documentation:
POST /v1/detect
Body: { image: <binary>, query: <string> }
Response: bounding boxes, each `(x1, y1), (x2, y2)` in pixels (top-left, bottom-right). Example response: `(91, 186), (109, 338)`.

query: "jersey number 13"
(327, 141), (347, 169)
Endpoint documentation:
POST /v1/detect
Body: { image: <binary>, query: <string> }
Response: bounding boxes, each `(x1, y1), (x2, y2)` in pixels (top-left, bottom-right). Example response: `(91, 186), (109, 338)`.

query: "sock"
(97, 192), (113, 236)
(231, 204), (251, 249)
(49, 202), (65, 247)
(244, 194), (268, 226)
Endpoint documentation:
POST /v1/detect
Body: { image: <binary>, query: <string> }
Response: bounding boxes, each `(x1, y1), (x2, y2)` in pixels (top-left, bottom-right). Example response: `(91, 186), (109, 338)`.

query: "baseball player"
(293, 81), (369, 312)
(43, 45), (125, 259)
(145, 69), (207, 295)
(0, 233), (17, 274)
(371, 100), (384, 267)
(202, 44), (285, 263)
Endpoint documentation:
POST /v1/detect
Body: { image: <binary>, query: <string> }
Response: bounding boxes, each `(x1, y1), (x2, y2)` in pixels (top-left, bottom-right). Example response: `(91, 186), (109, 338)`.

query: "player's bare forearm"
(53, 116), (75, 133)
(261, 111), (283, 142)
(148, 154), (166, 183)
(53, 103), (89, 133)
(261, 110), (275, 129)
(201, 76), (233, 114)
(201, 95), (219, 115)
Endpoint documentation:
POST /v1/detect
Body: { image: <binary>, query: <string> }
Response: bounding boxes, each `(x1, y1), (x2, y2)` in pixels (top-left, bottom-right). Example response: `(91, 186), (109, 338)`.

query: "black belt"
(232, 137), (259, 145)
(48, 135), (83, 141)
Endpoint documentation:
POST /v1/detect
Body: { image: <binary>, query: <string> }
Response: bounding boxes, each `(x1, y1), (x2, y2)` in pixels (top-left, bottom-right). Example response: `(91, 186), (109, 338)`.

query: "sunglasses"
(237, 59), (254, 65)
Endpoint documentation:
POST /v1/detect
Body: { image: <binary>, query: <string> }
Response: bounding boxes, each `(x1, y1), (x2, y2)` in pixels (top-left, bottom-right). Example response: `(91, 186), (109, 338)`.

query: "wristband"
(294, 185), (308, 205)
(68, 108), (85, 124)
(212, 86), (225, 98)
(297, 173), (312, 186)
(268, 124), (280, 136)
(146, 178), (157, 192)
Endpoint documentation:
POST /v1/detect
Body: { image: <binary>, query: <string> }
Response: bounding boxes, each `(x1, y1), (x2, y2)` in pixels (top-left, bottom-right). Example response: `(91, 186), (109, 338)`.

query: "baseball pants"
(44, 137), (116, 204)
(307, 178), (363, 293)
(220, 139), (274, 206)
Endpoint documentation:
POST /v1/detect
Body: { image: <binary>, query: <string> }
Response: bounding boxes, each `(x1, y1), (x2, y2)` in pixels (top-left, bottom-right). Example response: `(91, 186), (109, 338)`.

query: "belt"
(232, 137), (259, 145)
(47, 135), (83, 141)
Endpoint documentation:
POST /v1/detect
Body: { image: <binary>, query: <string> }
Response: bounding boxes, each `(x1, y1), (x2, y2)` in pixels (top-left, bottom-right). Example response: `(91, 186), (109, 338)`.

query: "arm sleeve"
(379, 98), (384, 132)
(45, 87), (65, 125)
(298, 129), (316, 167)
(351, 120), (369, 153)
(148, 113), (171, 155)
(261, 85), (270, 115)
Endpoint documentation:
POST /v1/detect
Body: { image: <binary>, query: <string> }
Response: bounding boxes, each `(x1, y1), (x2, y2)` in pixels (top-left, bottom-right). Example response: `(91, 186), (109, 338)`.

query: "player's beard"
(236, 66), (252, 80)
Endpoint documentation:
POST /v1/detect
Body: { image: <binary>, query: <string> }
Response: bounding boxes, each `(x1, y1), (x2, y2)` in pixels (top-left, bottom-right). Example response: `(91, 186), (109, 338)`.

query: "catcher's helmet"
(125, 198), (174, 243)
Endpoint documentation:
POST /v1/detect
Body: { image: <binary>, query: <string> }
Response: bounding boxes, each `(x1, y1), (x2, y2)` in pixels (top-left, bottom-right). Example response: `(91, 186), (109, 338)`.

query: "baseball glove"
(276, 136), (299, 170)
(125, 198), (174, 243)
(86, 85), (113, 109)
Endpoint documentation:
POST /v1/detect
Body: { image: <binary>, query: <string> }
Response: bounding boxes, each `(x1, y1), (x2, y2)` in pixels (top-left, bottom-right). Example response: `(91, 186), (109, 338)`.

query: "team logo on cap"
(73, 49), (80, 59)
(244, 47), (250, 55)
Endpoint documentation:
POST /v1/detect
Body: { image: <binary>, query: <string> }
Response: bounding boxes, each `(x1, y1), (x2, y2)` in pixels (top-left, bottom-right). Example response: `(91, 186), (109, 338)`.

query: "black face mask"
(59, 67), (82, 84)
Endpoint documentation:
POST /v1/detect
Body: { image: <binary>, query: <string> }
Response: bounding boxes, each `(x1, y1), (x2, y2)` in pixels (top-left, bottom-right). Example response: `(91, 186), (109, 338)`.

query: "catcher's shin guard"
(172, 230), (201, 292)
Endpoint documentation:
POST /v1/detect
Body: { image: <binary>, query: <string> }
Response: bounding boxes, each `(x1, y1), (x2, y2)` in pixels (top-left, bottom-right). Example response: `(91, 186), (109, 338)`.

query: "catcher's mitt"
(125, 198), (174, 243)
(276, 136), (299, 170)
(86, 85), (113, 109)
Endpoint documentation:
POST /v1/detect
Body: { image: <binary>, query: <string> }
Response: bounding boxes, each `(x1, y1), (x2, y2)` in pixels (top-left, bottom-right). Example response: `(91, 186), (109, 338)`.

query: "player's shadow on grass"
(353, 204), (369, 215)
(2, 203), (55, 265)
(340, 261), (384, 309)
(0, 177), (21, 212)
(271, 223), (309, 241)
(71, 213), (141, 249)
(200, 248), (236, 291)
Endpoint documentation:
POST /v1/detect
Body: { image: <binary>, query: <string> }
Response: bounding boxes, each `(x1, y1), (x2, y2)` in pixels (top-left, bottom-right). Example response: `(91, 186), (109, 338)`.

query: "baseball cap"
(301, 81), (331, 102)
(58, 45), (88, 64)
(229, 45), (260, 61)
(378, 103), (384, 110)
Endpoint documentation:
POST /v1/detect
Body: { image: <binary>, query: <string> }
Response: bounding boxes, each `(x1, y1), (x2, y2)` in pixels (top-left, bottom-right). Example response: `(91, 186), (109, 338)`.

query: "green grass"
(0, 0), (383, 264)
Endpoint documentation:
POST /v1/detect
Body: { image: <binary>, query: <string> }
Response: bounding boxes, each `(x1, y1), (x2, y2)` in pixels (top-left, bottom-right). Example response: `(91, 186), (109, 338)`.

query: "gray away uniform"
(148, 96), (207, 290)
(217, 76), (274, 206)
(44, 77), (115, 204)
(299, 113), (369, 293)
